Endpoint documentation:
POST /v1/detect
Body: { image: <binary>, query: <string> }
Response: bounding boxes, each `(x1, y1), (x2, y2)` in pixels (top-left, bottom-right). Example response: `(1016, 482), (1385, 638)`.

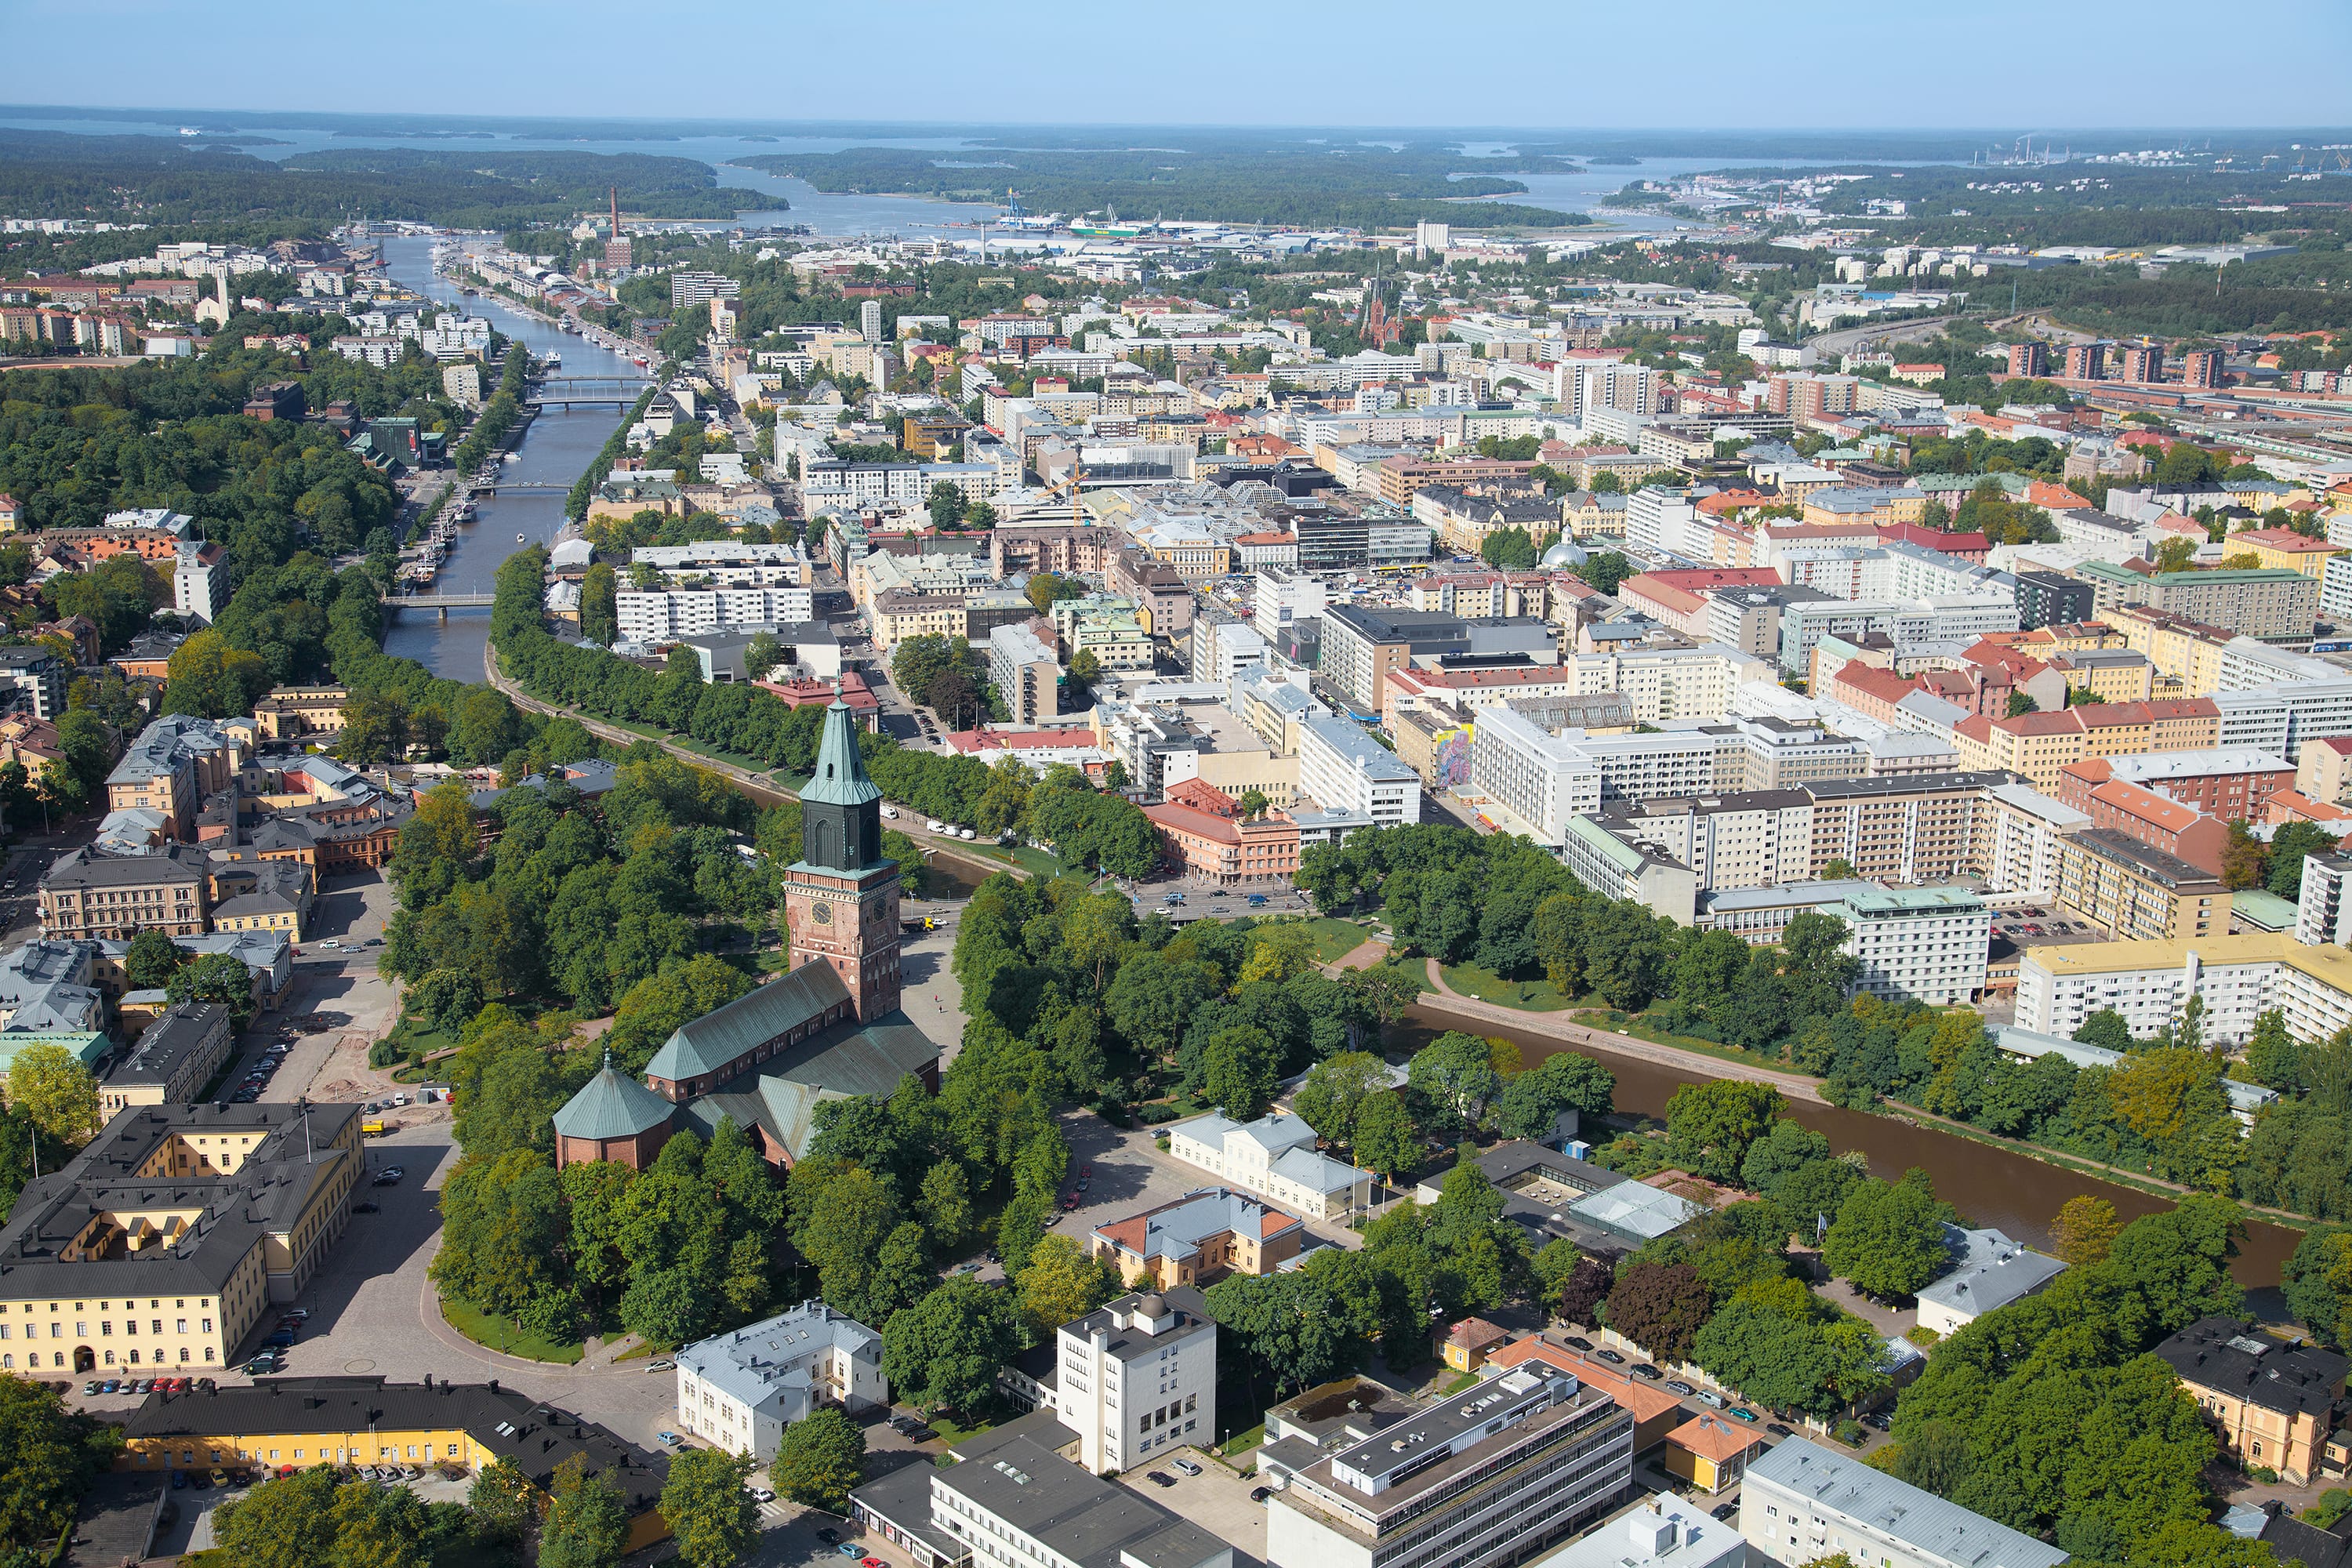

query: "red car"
(1062, 1192), (1082, 1210)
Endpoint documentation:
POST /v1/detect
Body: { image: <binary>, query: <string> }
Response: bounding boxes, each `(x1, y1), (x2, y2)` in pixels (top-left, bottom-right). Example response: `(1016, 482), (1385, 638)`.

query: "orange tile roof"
(2235, 528), (2339, 553)
(1834, 665), (1921, 706)
(1445, 1317), (1510, 1350)
(1483, 1337), (1684, 1423)
(2089, 779), (2203, 834)
(2025, 481), (2093, 510)
(1670, 1414), (1766, 1464)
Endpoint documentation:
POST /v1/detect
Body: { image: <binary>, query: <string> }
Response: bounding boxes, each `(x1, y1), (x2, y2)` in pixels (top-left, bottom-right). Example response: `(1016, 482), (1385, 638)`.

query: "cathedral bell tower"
(784, 700), (902, 1020)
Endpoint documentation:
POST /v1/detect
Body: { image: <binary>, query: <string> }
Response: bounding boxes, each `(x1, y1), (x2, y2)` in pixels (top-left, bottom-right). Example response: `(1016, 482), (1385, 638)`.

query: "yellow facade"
(2107, 605), (2230, 696)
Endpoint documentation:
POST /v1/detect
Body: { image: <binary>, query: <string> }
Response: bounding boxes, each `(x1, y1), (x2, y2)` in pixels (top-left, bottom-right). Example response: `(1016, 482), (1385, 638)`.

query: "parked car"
(1862, 1411), (1891, 1431)
(1563, 1335), (1593, 1352)
(82, 1380), (100, 1396)
(751, 1486), (775, 1502)
(1728, 1407), (1758, 1423)
(815, 1528), (840, 1544)
(1631, 1363), (1663, 1381)
(1697, 1391), (1726, 1408)
(1247, 895), (1268, 906)
(100, 1378), (122, 1393)
(958, 827), (975, 840)
(657, 1432), (681, 1446)
(925, 820), (944, 833)
(1145, 1471), (1177, 1488)
(170, 1469), (189, 1490)
(1595, 1348), (1626, 1365)
(352, 1201), (379, 1214)
(835, 1544), (862, 1559)
(647, 1359), (675, 1373)
(263, 1330), (296, 1348)
(1767, 1421), (1794, 1437)
(281, 1308), (309, 1322)
(1250, 1486), (1272, 1503)
(1711, 1502), (1738, 1522)
(1171, 1457), (1201, 1476)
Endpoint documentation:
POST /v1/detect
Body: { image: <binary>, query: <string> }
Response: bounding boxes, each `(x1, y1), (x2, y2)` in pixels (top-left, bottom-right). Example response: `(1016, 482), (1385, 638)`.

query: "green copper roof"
(800, 700), (882, 808)
(551, 1057), (677, 1141)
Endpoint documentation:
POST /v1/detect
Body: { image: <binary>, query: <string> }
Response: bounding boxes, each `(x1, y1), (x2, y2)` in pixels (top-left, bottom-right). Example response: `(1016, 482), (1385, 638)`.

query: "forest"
(730, 144), (1585, 231)
(0, 129), (752, 227)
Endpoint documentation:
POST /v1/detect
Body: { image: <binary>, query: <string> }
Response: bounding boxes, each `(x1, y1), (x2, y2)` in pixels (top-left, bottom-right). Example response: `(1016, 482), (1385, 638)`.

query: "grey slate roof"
(552, 1058), (678, 1142)
(926, 1411), (1230, 1568)
(1915, 1225), (2067, 1320)
(676, 1301), (881, 1422)
(1748, 1437), (2066, 1568)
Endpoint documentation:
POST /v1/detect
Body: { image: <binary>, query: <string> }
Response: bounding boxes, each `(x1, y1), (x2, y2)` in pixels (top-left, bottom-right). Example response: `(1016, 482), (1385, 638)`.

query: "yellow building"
(1441, 1317), (1511, 1373)
(2231, 527), (2345, 580)
(2105, 604), (2234, 695)
(2054, 829), (2230, 942)
(251, 688), (350, 741)
(1664, 1414), (1768, 1494)
(120, 1376), (673, 1552)
(0, 1102), (359, 1377)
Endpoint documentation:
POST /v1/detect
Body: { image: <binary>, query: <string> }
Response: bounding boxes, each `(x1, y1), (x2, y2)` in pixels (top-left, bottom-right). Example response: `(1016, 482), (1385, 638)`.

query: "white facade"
(1191, 617), (1269, 685)
(674, 1301), (886, 1461)
(1569, 644), (1773, 725)
(2014, 935), (2352, 1050)
(1468, 708), (1602, 844)
(172, 548), (227, 624)
(2299, 854), (2352, 946)
(1254, 569), (1326, 641)
(1827, 887), (1991, 1007)
(1054, 1290), (1218, 1475)
(615, 586), (815, 641)
(1741, 1437), (2064, 1568)
(1552, 728), (1721, 804)
(1297, 714), (1421, 826)
(1627, 793), (1815, 891)
(1974, 783), (2089, 898)
(1166, 1110), (1374, 1219)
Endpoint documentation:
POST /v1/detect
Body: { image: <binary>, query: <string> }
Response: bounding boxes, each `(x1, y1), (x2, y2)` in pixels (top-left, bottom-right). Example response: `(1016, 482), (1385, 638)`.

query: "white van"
(880, 806), (899, 820)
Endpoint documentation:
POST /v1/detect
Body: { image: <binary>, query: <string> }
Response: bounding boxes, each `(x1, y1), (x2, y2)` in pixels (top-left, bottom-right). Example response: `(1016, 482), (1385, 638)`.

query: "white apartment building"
(1974, 782), (2090, 898)
(1055, 1288), (1218, 1474)
(1624, 488), (1697, 556)
(1569, 644), (1773, 725)
(1166, 1110), (1374, 1220)
(1824, 887), (1991, 1007)
(1617, 790), (1815, 891)
(1775, 594), (2019, 675)
(1297, 714), (1421, 826)
(1552, 728), (1721, 804)
(1573, 360), (1659, 425)
(2015, 934), (2352, 1050)
(1191, 617), (1269, 685)
(2214, 679), (2352, 762)
(803, 459), (1000, 505)
(673, 1301), (886, 1461)
(615, 586), (815, 641)
(632, 541), (811, 588)
(1740, 1438), (2063, 1568)
(172, 546), (228, 624)
(2299, 854), (2352, 946)
(1468, 707), (1603, 843)
(989, 623), (1061, 727)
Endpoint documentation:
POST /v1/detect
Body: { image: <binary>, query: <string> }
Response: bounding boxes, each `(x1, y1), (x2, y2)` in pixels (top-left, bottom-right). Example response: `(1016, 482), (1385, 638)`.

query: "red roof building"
(1141, 800), (1301, 884)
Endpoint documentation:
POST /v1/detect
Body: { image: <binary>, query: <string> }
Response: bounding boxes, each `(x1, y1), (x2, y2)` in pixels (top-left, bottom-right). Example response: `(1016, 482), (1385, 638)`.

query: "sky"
(6, 0), (2350, 131)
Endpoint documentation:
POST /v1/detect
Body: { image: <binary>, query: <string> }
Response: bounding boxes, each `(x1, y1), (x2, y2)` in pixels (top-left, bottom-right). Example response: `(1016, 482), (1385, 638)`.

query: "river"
(1391, 1007), (2300, 1289)
(373, 234), (643, 679)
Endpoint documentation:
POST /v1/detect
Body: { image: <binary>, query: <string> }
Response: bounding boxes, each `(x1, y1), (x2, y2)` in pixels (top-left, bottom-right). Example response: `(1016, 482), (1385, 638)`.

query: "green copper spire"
(802, 699), (883, 808)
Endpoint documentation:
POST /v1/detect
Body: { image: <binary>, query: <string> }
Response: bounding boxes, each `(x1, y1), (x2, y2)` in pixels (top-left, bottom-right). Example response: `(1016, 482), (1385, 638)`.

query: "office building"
(98, 1001), (231, 1116)
(1740, 1437), (2064, 1568)
(1319, 605), (1477, 713)
(2013, 570), (2093, 631)
(1824, 887), (1991, 1006)
(1914, 1226), (2067, 1336)
(39, 845), (210, 940)
(674, 1301), (886, 1460)
(1468, 707), (1602, 843)
(1054, 1287), (1218, 1474)
(988, 623), (1061, 727)
(1612, 790), (1815, 892)
(1167, 1110), (1374, 1220)
(1567, 644), (1776, 725)
(855, 1413), (1232, 1568)
(0, 1102), (361, 1374)
(1561, 817), (1700, 926)
(1266, 1362), (1635, 1568)
(172, 544), (229, 624)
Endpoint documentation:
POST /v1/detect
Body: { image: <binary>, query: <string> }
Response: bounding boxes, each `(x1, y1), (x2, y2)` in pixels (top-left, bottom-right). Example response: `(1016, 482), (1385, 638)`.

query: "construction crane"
(1040, 458), (1087, 525)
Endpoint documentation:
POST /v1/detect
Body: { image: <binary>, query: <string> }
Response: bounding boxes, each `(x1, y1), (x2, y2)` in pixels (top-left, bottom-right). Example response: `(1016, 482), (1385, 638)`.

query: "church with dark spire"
(553, 702), (935, 1171)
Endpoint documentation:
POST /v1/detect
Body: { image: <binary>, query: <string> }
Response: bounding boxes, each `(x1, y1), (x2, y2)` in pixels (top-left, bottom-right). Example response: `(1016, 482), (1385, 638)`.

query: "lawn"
(1439, 962), (1576, 1011)
(1215, 1420), (1265, 1457)
(1291, 916), (1372, 964)
(440, 1296), (584, 1364)
(925, 1410), (994, 1445)
(961, 841), (1066, 879)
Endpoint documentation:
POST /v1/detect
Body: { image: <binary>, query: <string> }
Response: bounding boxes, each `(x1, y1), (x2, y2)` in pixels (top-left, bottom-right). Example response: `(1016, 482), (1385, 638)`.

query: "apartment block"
(1952, 699), (2223, 791)
(1566, 644), (1775, 724)
(1560, 817), (1700, 926)
(39, 845), (210, 940)
(1802, 772), (2009, 884)
(1825, 887), (1991, 1006)
(1612, 790), (1815, 892)
(1266, 1361), (1635, 1568)
(2053, 748), (2295, 820)
(2053, 829), (2230, 942)
(1298, 714), (1421, 826)
(2299, 855), (2352, 946)
(2072, 776), (2229, 876)
(615, 586), (815, 642)
(2016, 933), (2352, 1050)
(1972, 782), (2091, 898)
(988, 623), (1061, 728)
(2074, 561), (2319, 644)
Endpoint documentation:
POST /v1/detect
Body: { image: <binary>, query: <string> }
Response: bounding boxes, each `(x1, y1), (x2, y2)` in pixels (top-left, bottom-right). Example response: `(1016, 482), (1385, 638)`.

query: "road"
(1802, 314), (1958, 359)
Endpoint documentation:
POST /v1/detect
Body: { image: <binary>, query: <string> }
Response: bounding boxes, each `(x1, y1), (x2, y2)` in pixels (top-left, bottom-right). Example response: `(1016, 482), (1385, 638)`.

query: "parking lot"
(1116, 1446), (1268, 1562)
(1988, 903), (2103, 946)
(1134, 873), (1312, 924)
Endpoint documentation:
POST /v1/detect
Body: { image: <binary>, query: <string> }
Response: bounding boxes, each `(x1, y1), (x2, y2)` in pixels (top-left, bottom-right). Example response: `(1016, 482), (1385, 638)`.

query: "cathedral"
(551, 700), (938, 1171)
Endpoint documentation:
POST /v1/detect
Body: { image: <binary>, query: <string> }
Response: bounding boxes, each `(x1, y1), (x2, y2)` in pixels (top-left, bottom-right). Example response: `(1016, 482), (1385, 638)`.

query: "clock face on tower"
(811, 900), (832, 925)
